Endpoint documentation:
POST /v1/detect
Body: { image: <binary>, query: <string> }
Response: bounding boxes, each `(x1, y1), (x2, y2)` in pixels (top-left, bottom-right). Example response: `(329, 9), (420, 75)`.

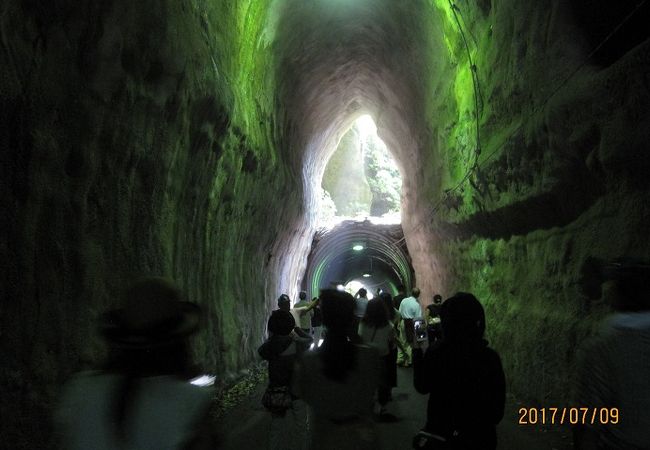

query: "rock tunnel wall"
(0, 1), (306, 445)
(1, 0), (650, 447)
(414, 1), (650, 404)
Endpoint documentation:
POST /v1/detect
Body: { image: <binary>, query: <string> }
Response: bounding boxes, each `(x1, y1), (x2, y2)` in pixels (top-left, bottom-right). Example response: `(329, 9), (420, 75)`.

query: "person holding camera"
(412, 292), (505, 450)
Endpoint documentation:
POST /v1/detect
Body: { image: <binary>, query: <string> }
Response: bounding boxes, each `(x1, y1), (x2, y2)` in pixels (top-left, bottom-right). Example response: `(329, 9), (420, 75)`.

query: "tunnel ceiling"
(3, 0), (650, 446)
(273, 0), (441, 182)
(303, 219), (414, 298)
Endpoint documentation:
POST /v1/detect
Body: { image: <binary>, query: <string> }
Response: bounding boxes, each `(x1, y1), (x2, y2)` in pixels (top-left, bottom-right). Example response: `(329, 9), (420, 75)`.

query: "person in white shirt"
(277, 294), (318, 334)
(398, 287), (423, 367)
(277, 294), (317, 352)
(294, 291), (314, 334)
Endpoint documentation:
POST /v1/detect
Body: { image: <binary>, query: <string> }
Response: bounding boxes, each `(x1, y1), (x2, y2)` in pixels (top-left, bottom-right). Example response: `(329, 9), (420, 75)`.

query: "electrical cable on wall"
(392, 0), (648, 247)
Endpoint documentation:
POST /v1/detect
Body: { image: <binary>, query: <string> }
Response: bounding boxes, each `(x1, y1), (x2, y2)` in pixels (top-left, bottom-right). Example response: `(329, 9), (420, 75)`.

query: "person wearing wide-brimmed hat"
(56, 277), (216, 450)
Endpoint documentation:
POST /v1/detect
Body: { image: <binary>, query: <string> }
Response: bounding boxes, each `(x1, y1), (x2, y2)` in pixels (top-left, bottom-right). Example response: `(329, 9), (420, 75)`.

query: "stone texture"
(1, 0), (649, 447)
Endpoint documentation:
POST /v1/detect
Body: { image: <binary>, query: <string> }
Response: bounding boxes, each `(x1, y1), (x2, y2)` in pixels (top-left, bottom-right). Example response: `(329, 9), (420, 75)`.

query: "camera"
(414, 319), (428, 342)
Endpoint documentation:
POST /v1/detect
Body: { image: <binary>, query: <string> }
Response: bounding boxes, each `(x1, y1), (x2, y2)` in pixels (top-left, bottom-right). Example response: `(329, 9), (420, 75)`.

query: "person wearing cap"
(277, 294), (318, 350)
(412, 292), (505, 450)
(259, 310), (312, 449)
(55, 277), (215, 450)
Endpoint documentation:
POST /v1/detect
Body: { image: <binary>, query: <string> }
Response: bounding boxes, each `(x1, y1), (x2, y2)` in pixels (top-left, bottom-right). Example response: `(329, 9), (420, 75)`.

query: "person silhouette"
(412, 292), (505, 450)
(574, 258), (650, 449)
(56, 277), (215, 450)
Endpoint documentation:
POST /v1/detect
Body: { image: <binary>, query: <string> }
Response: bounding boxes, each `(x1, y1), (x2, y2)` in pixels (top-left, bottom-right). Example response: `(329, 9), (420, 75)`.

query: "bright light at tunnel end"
(356, 114), (377, 136)
(189, 375), (216, 386)
(352, 244), (364, 251)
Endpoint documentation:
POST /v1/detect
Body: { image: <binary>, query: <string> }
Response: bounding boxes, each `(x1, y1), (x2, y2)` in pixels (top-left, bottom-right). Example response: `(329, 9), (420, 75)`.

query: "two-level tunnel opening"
(300, 110), (415, 300)
(273, 0), (454, 302)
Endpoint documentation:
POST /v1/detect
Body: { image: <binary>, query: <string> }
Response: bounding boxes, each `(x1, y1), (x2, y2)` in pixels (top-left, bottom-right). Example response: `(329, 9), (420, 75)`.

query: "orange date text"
(518, 407), (619, 425)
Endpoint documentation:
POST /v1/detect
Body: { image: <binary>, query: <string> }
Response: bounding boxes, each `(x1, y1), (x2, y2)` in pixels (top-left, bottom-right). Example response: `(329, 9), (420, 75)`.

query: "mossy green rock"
(1, 0), (649, 447)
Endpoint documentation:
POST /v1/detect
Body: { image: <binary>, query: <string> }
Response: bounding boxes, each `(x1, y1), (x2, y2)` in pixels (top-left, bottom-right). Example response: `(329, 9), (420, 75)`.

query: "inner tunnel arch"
(302, 219), (414, 299)
(270, 0), (451, 301)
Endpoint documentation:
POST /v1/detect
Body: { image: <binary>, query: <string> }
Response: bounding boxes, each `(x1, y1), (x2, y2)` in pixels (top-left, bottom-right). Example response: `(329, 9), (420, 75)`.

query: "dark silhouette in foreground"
(412, 292), (506, 450)
(56, 277), (215, 450)
(574, 258), (650, 450)
(294, 289), (381, 450)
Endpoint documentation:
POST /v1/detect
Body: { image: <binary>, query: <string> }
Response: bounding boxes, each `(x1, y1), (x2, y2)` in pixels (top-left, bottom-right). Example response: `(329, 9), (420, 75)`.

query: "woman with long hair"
(359, 297), (400, 416)
(294, 289), (381, 450)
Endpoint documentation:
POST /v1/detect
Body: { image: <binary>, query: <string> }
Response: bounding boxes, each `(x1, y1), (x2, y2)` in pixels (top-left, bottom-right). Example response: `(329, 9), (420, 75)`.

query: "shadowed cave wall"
(1, 0), (649, 447)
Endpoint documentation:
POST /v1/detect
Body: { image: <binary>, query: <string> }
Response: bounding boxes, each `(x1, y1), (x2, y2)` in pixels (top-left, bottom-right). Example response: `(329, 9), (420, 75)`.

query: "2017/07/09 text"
(518, 407), (619, 425)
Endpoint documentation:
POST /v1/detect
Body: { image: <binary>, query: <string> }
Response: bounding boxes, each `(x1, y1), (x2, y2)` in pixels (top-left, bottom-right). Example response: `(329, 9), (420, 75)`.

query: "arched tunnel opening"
(2, 0), (650, 448)
(319, 114), (403, 224)
(302, 219), (414, 299)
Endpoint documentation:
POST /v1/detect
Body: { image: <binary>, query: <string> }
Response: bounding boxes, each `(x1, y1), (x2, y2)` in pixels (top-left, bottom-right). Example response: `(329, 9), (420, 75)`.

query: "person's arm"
(306, 298), (319, 312)
(258, 340), (274, 360)
(291, 328), (313, 343)
(293, 298), (320, 316)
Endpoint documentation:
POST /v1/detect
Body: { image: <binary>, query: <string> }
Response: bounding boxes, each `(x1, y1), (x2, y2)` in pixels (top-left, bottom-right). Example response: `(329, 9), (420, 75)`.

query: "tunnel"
(303, 219), (414, 297)
(1, 0), (650, 448)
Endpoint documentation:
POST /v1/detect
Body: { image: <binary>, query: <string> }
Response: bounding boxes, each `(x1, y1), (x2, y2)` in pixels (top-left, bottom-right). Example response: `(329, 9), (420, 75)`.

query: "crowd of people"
(53, 258), (650, 450)
(258, 286), (506, 450)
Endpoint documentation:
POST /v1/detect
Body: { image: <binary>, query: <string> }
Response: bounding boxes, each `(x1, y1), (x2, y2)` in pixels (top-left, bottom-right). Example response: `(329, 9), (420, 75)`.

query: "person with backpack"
(258, 309), (312, 449)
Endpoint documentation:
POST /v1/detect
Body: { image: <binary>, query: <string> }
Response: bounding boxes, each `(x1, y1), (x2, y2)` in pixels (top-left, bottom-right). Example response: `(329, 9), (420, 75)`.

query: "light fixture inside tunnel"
(352, 244), (364, 251)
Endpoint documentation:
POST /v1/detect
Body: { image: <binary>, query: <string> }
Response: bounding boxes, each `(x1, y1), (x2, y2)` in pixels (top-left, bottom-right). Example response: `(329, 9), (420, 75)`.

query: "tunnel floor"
(218, 367), (572, 450)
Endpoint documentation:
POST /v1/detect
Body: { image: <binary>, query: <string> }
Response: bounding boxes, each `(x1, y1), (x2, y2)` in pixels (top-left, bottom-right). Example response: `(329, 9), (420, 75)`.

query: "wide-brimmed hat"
(100, 277), (201, 348)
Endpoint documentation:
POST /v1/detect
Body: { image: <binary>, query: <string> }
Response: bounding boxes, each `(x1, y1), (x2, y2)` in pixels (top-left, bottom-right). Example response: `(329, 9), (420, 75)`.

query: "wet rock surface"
(1, 0), (649, 447)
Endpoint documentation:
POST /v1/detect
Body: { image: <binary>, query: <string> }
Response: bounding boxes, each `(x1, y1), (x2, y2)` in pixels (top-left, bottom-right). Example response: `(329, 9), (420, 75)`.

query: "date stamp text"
(518, 407), (619, 425)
